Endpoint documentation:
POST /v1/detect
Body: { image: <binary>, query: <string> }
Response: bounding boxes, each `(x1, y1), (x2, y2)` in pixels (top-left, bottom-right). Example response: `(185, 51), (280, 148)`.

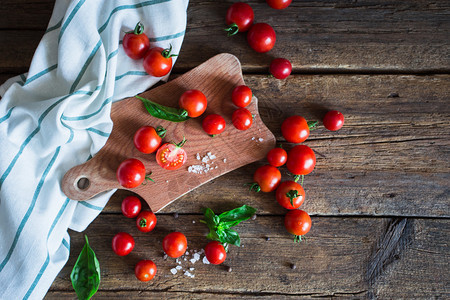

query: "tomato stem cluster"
(224, 23), (240, 36)
(161, 44), (178, 59)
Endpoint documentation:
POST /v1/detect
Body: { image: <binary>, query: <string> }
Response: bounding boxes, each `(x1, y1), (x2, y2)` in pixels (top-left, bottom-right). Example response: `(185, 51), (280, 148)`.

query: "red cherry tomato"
(136, 210), (157, 233)
(284, 210), (311, 242)
(267, 147), (287, 167)
(133, 126), (166, 154)
(232, 85), (252, 108)
(252, 165), (281, 192)
(179, 89), (207, 118)
(112, 232), (135, 256)
(247, 23), (276, 53)
(323, 110), (345, 131)
(202, 114), (226, 136)
(286, 145), (316, 175)
(232, 108), (253, 130)
(116, 158), (147, 188)
(143, 45), (176, 77)
(156, 139), (187, 170)
(225, 2), (254, 36)
(123, 22), (150, 59)
(276, 181), (305, 209)
(270, 58), (292, 79)
(266, 0), (292, 9)
(135, 260), (157, 282)
(281, 115), (310, 143)
(204, 241), (226, 265)
(162, 232), (187, 258)
(121, 196), (142, 218)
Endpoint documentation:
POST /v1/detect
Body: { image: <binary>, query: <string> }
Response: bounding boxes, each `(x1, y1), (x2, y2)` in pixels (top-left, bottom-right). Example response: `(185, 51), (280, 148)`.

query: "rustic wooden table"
(1, 1), (449, 299)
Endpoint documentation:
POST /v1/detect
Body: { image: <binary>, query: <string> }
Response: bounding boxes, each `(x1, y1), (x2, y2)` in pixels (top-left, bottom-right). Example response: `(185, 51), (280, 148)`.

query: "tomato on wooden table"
(247, 23), (276, 53)
(202, 114), (226, 136)
(251, 165), (281, 192)
(136, 210), (157, 233)
(323, 110), (345, 131)
(267, 147), (287, 167)
(204, 241), (226, 265)
(179, 89), (207, 118)
(270, 58), (292, 79)
(225, 2), (254, 36)
(156, 138), (187, 170)
(276, 181), (305, 209)
(286, 145), (316, 176)
(112, 232), (135, 256)
(163, 232), (187, 258)
(266, 0), (292, 9)
(135, 260), (157, 282)
(281, 115), (314, 143)
(232, 108), (253, 130)
(116, 158), (150, 188)
(121, 196), (142, 218)
(122, 22), (150, 59)
(284, 210), (311, 242)
(134, 126), (166, 154)
(143, 45), (177, 77)
(231, 85), (252, 108)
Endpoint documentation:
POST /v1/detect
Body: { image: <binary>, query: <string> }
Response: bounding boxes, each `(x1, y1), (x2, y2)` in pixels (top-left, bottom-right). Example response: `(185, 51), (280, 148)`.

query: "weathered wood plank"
(47, 215), (449, 298)
(0, 0), (449, 72)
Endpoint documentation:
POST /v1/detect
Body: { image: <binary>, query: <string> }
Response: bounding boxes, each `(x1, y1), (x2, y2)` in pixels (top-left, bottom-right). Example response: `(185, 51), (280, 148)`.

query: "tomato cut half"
(156, 138), (187, 170)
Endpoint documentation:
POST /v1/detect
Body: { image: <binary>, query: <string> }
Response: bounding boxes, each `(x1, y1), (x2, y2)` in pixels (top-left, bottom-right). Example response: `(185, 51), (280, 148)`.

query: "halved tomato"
(156, 138), (187, 170)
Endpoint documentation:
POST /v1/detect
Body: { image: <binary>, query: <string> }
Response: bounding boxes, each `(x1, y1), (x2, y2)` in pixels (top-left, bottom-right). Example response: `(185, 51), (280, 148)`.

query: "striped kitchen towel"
(0, 0), (188, 298)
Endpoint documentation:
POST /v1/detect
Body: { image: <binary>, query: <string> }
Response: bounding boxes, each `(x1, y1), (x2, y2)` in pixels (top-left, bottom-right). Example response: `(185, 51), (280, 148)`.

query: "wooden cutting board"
(61, 53), (276, 212)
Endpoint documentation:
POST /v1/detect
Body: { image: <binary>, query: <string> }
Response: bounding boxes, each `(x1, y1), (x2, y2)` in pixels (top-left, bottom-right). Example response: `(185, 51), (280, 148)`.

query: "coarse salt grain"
(170, 268), (177, 275)
(202, 256), (210, 264)
(176, 265), (182, 270)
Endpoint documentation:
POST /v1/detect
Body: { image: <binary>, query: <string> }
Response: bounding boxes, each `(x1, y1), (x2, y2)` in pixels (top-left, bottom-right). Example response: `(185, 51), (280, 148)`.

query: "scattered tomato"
(286, 145), (316, 176)
(276, 181), (305, 209)
(123, 22), (150, 59)
(134, 126), (166, 154)
(202, 114), (226, 136)
(135, 260), (157, 282)
(225, 2), (254, 36)
(112, 232), (135, 256)
(121, 196), (142, 218)
(284, 209), (311, 242)
(251, 165), (281, 192)
(266, 0), (292, 9)
(179, 89), (207, 118)
(136, 210), (157, 233)
(204, 241), (226, 265)
(232, 108), (253, 130)
(281, 115), (311, 143)
(247, 23), (276, 53)
(323, 110), (345, 131)
(232, 85), (252, 108)
(270, 58), (292, 79)
(163, 232), (187, 258)
(116, 158), (149, 188)
(156, 138), (187, 170)
(143, 45), (177, 77)
(267, 147), (287, 167)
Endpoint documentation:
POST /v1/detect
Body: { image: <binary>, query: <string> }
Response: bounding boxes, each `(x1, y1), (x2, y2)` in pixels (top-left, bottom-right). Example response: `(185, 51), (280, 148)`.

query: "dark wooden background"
(1, 0), (449, 299)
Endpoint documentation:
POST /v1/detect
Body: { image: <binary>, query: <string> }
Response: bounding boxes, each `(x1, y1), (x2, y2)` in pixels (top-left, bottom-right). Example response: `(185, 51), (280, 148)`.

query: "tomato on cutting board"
(156, 138), (187, 170)
(134, 126), (166, 154)
(116, 158), (151, 188)
(179, 89), (208, 118)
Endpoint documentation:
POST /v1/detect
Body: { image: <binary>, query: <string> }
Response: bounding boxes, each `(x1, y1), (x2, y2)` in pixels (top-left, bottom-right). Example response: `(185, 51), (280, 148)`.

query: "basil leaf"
(218, 205), (256, 225)
(202, 208), (220, 242)
(222, 228), (241, 247)
(136, 95), (189, 122)
(70, 235), (100, 300)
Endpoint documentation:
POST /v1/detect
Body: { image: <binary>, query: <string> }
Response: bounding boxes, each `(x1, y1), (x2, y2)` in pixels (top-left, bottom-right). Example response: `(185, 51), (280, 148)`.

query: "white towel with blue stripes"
(0, 0), (188, 298)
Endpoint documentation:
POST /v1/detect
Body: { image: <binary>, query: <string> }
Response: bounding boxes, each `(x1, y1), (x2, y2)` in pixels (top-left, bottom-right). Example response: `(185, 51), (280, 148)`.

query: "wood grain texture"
(62, 54), (275, 212)
(1, 0), (449, 73)
(47, 215), (449, 298)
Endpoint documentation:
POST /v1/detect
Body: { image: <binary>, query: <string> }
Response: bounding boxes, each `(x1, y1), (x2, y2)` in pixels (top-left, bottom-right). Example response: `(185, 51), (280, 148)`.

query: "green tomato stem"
(224, 23), (239, 37)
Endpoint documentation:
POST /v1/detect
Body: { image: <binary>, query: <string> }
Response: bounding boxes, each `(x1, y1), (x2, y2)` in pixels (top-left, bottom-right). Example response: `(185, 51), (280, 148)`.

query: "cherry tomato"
(251, 165), (281, 192)
(143, 45), (177, 77)
(281, 115), (311, 143)
(162, 232), (187, 258)
(123, 22), (150, 60)
(284, 210), (311, 242)
(136, 210), (157, 233)
(116, 158), (148, 188)
(156, 138), (187, 170)
(266, 0), (292, 9)
(204, 241), (226, 265)
(202, 114), (226, 136)
(112, 232), (135, 256)
(232, 85), (252, 108)
(225, 2), (254, 36)
(276, 181), (305, 210)
(121, 196), (142, 218)
(247, 23), (276, 53)
(270, 58), (292, 79)
(267, 147), (287, 167)
(179, 89), (207, 118)
(135, 260), (157, 282)
(134, 126), (166, 154)
(286, 145), (316, 175)
(232, 108), (253, 130)
(323, 110), (345, 131)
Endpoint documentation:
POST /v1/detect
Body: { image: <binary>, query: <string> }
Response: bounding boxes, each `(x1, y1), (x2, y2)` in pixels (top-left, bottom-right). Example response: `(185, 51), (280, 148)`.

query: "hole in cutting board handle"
(76, 177), (90, 191)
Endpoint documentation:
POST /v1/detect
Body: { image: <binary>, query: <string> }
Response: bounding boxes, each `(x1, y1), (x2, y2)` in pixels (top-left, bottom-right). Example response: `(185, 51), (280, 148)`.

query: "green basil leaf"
(218, 205), (257, 225)
(136, 95), (189, 122)
(202, 208), (220, 242)
(70, 235), (100, 300)
(222, 228), (241, 247)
